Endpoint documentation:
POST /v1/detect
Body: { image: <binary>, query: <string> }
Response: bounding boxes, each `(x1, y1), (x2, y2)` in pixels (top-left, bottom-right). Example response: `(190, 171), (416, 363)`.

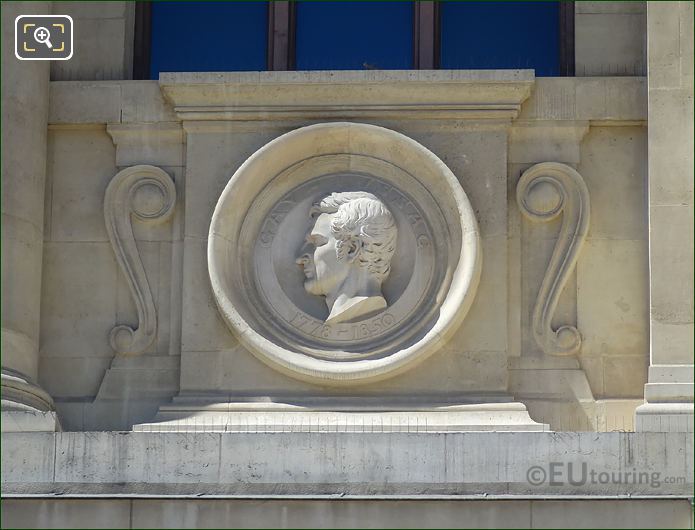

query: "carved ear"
(345, 236), (363, 263)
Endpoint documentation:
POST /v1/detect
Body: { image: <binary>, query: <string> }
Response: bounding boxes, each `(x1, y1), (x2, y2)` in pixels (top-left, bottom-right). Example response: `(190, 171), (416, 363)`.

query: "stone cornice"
(46, 76), (649, 126)
(158, 70), (535, 121)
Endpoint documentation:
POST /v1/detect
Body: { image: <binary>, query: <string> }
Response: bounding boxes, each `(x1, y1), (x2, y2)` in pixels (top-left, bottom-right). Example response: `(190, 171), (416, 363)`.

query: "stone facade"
(1, 2), (693, 528)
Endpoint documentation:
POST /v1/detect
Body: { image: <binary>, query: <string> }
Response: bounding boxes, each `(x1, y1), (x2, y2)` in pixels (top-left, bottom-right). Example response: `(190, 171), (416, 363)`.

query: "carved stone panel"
(208, 122), (482, 385)
(104, 165), (177, 356)
(516, 162), (590, 357)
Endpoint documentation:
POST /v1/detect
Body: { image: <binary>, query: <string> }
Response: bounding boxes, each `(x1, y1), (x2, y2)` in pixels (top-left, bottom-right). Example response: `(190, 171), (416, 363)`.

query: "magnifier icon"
(33, 26), (53, 49)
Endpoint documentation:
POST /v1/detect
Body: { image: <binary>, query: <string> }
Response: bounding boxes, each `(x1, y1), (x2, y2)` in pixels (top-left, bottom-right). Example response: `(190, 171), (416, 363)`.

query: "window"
(295, 2), (413, 70)
(440, 2), (561, 76)
(136, 1), (573, 78)
(147, 1), (267, 78)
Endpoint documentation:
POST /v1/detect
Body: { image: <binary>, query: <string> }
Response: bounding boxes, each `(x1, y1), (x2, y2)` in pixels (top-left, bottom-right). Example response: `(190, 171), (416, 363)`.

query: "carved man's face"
(296, 213), (352, 297)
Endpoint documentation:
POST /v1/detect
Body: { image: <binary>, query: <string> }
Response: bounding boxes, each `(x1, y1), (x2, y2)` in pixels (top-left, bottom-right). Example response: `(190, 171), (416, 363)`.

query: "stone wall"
(2, 2), (692, 528)
(2, 431), (693, 527)
(575, 1), (647, 76)
(50, 1), (134, 80)
(35, 73), (652, 432)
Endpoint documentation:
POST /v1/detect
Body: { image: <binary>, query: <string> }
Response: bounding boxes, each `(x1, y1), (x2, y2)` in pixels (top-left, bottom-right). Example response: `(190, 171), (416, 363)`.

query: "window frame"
(134, 1), (575, 79)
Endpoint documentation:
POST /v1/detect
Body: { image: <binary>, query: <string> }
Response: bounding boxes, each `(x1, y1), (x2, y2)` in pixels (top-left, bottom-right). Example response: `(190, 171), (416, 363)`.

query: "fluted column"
(1, 1), (57, 430)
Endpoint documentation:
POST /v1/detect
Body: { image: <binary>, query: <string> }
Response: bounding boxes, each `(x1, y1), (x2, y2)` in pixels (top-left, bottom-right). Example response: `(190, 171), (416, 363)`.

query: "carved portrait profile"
(209, 122), (480, 384)
(295, 191), (397, 324)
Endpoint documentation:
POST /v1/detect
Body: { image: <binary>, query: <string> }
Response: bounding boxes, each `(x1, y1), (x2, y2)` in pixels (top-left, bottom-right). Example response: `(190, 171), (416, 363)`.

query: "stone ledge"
(48, 81), (177, 125)
(518, 77), (647, 122)
(47, 76), (647, 126)
(1, 498), (692, 529)
(134, 401), (547, 433)
(160, 70), (535, 121)
(2, 432), (691, 497)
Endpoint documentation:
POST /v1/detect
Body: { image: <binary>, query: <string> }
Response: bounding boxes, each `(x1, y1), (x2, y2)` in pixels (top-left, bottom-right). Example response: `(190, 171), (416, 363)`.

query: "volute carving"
(104, 165), (176, 355)
(516, 162), (590, 357)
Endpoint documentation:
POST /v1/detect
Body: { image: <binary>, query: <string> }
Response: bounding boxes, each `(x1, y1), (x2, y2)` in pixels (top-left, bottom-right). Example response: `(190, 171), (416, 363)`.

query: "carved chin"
(303, 279), (323, 296)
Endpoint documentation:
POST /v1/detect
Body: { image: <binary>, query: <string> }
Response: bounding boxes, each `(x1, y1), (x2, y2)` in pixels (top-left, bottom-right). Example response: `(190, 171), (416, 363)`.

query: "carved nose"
(296, 254), (310, 266)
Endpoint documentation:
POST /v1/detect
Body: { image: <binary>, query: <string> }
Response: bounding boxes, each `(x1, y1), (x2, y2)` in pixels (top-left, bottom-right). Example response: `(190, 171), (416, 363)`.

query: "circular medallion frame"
(208, 122), (481, 385)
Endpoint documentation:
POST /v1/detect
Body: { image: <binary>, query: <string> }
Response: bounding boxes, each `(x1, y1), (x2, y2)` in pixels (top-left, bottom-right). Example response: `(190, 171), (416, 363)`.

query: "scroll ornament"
(104, 165), (176, 355)
(516, 162), (590, 356)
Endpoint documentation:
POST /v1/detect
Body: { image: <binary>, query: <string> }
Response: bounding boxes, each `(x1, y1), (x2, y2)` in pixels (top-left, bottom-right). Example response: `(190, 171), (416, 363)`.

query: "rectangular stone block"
(108, 124), (184, 167)
(594, 399), (642, 431)
(131, 499), (531, 529)
(407, 127), (508, 238)
(81, 398), (166, 431)
(0, 499), (131, 529)
(180, 347), (316, 395)
(379, 350), (508, 394)
(51, 19), (128, 81)
(651, 321), (695, 366)
(46, 128), (117, 242)
(571, 78), (648, 122)
(54, 432), (222, 485)
(577, 239), (649, 360)
(647, 2), (684, 89)
(580, 356), (605, 397)
(578, 126), (647, 240)
(603, 78), (649, 120)
(216, 432), (450, 486)
(516, 77), (645, 123)
(450, 236), (507, 353)
(180, 237), (236, 353)
(96, 366), (179, 401)
(649, 205), (694, 324)
(603, 356), (648, 398)
(39, 356), (113, 399)
(531, 499), (692, 529)
(576, 13), (646, 76)
(184, 129), (283, 238)
(49, 83), (122, 124)
(577, 2), (645, 14)
(648, 89), (694, 206)
(518, 78), (576, 120)
(0, 433), (55, 483)
(53, 402), (85, 431)
(574, 79), (608, 119)
(121, 81), (178, 123)
(510, 122), (588, 165)
(40, 242), (118, 358)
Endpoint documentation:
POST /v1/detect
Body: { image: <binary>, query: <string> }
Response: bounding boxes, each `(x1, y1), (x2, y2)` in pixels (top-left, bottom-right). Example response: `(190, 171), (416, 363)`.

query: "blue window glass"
(295, 1), (413, 70)
(440, 2), (560, 76)
(149, 2), (267, 79)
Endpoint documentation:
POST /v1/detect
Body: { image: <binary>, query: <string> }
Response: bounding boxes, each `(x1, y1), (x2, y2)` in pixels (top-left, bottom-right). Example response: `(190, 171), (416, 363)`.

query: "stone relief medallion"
(209, 122), (481, 385)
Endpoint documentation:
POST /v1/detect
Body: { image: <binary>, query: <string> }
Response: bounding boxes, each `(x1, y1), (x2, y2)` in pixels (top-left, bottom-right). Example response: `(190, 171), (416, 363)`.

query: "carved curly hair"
(313, 191), (397, 282)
